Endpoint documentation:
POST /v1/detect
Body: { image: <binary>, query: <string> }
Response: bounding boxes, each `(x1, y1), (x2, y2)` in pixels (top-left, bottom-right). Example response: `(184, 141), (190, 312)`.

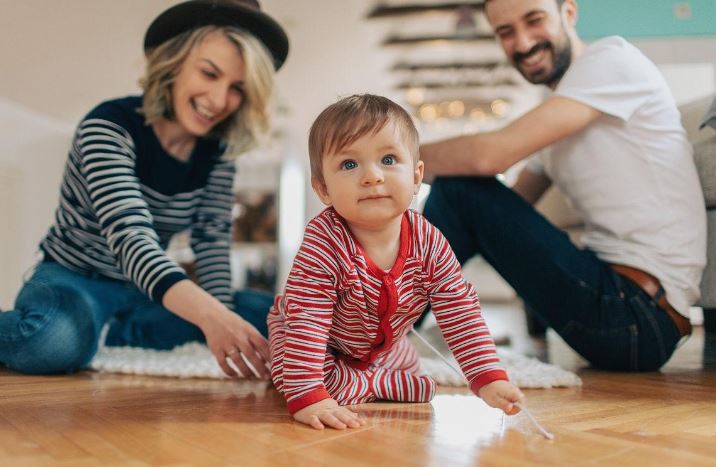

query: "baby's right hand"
(478, 380), (525, 415)
(293, 398), (367, 430)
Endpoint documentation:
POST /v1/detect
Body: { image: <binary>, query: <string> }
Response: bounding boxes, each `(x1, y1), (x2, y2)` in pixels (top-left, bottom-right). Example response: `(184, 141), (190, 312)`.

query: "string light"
(419, 104), (438, 122)
(409, 96), (510, 123)
(406, 87), (426, 106)
(491, 98), (510, 117)
(448, 100), (465, 117)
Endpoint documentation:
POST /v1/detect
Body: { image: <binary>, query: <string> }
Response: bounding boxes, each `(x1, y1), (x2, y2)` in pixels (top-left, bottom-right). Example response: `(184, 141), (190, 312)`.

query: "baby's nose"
(361, 167), (384, 185)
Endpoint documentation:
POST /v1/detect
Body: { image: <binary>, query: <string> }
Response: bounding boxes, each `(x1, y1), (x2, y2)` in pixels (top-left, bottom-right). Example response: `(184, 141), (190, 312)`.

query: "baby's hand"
(478, 380), (525, 415)
(293, 398), (367, 430)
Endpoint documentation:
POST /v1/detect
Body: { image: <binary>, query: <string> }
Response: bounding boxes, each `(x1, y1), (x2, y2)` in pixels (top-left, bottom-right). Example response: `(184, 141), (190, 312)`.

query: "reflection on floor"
(1, 301), (715, 466)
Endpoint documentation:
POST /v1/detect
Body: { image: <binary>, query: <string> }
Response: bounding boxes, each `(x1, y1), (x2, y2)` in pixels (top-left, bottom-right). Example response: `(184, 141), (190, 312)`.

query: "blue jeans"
(0, 261), (274, 375)
(423, 177), (681, 371)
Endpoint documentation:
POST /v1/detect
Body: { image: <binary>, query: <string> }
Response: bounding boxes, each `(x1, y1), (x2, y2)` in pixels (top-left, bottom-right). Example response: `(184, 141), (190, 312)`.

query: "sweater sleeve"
(280, 219), (339, 414)
(77, 117), (187, 302)
(423, 220), (508, 394)
(190, 156), (236, 310)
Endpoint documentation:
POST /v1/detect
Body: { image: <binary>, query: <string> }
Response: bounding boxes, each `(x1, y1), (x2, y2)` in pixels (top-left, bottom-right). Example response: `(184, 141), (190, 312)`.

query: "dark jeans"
(0, 261), (274, 375)
(423, 177), (681, 371)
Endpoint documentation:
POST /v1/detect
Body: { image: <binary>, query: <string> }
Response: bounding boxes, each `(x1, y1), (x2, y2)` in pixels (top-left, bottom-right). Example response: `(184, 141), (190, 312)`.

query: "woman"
(0, 0), (289, 378)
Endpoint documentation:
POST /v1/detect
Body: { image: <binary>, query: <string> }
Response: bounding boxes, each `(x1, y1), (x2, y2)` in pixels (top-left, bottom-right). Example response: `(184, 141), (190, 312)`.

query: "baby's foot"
(371, 367), (436, 402)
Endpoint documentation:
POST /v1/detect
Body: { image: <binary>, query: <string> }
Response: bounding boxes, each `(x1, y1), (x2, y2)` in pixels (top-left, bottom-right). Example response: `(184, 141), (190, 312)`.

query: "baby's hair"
(308, 94), (419, 183)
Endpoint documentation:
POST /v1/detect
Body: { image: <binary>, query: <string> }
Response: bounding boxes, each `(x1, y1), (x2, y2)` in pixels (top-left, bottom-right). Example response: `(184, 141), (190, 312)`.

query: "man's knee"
(234, 289), (274, 338)
(426, 177), (503, 215)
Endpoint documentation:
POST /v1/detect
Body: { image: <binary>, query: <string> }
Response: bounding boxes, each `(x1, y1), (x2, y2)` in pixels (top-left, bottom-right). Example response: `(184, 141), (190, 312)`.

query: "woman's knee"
(6, 285), (100, 374)
(234, 289), (274, 337)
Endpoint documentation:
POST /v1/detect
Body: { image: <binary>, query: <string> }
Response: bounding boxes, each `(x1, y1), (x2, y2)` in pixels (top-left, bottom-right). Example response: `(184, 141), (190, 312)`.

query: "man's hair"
(308, 94), (419, 183)
(140, 25), (275, 155)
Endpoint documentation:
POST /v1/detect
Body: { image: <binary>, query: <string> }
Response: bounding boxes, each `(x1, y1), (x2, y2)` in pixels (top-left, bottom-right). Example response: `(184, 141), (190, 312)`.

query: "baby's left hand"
(478, 380), (525, 415)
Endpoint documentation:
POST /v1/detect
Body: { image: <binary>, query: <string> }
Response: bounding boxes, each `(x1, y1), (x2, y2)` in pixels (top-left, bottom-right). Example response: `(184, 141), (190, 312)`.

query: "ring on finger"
(226, 348), (240, 357)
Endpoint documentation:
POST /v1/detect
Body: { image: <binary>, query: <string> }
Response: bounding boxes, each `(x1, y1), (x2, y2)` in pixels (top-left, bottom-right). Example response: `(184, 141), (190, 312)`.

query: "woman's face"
(172, 30), (246, 137)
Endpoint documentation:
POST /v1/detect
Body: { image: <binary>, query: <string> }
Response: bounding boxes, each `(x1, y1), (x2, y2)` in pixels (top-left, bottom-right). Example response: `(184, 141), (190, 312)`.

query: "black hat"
(144, 0), (289, 70)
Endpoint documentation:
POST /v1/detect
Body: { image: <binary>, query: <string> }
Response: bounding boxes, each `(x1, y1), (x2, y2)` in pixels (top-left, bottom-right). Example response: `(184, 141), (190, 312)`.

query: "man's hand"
(478, 380), (525, 415)
(293, 398), (367, 430)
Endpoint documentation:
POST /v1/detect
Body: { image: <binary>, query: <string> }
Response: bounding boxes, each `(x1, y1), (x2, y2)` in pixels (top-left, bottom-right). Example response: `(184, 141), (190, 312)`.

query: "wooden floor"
(2, 325), (715, 466)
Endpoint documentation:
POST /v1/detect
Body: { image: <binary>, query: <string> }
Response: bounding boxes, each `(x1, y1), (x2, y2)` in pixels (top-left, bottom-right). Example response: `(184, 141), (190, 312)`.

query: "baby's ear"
(413, 160), (425, 191)
(311, 176), (332, 206)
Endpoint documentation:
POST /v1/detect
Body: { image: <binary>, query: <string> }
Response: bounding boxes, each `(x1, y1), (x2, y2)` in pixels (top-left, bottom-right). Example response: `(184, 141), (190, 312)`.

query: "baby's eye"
(381, 155), (396, 165)
(341, 160), (357, 170)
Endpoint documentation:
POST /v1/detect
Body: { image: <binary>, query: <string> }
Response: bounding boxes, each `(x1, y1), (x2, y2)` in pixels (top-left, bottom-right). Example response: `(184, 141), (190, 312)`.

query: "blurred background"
(2, 1), (715, 347)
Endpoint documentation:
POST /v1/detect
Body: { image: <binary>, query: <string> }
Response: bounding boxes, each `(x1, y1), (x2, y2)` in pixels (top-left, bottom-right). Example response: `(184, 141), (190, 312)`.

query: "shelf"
(382, 32), (495, 46)
(366, 2), (484, 19)
(232, 242), (276, 253)
(392, 60), (506, 71)
(395, 79), (518, 90)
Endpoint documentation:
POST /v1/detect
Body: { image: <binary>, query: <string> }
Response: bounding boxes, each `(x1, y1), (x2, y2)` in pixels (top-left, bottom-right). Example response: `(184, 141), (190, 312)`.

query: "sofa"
(685, 95), (716, 330)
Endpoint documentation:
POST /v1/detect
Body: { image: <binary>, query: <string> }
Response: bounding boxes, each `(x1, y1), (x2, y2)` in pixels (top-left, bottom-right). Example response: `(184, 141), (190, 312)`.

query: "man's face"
(485, 0), (574, 88)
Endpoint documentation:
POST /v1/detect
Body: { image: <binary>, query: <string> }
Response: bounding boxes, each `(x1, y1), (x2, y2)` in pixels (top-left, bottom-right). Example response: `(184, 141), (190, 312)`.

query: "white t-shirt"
(527, 36), (706, 315)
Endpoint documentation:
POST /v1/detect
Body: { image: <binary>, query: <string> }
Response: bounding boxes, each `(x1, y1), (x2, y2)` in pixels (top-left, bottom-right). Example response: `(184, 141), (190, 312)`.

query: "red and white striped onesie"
(268, 208), (508, 414)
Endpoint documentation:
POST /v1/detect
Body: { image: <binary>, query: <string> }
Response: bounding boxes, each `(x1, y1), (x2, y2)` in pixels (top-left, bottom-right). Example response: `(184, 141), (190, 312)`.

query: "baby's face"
(312, 122), (424, 230)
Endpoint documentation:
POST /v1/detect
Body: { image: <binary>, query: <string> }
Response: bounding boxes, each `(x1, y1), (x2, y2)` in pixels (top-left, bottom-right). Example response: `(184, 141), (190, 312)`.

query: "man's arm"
(513, 168), (552, 205)
(421, 96), (602, 177)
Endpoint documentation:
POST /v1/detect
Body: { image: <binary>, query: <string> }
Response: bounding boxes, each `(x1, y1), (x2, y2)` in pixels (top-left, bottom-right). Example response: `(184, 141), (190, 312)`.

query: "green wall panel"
(576, 0), (716, 38)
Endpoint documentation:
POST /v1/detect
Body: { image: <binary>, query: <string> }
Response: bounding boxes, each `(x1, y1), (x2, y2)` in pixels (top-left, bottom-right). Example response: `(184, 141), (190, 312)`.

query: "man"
(421, 0), (706, 371)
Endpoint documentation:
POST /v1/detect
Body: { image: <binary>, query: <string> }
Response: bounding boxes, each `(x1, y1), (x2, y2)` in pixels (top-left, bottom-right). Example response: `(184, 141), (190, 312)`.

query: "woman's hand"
(478, 380), (525, 415)
(293, 398), (367, 430)
(201, 308), (271, 379)
(162, 279), (271, 379)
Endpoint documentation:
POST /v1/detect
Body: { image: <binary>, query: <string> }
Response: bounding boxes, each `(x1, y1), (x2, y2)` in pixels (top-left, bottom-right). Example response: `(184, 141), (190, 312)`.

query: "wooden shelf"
(382, 32), (495, 46)
(395, 79), (518, 90)
(231, 241), (276, 252)
(366, 2), (484, 19)
(392, 60), (506, 71)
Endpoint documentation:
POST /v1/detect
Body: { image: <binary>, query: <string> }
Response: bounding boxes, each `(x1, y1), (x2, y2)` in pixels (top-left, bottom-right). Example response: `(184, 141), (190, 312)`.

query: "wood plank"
(1, 328), (714, 466)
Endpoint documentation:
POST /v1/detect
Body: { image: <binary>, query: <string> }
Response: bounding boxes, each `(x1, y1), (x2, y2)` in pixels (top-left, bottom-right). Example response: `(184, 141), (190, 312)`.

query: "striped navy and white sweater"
(40, 96), (236, 309)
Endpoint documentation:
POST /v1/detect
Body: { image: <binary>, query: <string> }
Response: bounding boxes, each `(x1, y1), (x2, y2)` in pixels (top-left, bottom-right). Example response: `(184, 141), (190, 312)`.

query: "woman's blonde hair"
(140, 25), (275, 155)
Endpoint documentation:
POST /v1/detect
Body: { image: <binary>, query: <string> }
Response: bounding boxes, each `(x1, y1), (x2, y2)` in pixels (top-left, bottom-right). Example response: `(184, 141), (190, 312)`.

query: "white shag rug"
(90, 343), (581, 389)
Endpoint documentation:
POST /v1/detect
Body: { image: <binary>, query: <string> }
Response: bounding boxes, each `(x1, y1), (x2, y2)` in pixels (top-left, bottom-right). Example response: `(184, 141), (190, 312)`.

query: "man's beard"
(513, 36), (572, 87)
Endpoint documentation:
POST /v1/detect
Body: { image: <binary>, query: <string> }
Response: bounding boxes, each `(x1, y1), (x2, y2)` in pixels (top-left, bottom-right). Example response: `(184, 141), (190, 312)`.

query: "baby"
(268, 94), (524, 430)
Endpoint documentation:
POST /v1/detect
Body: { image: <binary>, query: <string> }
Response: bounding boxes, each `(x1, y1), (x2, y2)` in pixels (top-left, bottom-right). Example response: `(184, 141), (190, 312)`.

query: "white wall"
(0, 0), (175, 122)
(634, 37), (716, 104)
(0, 99), (72, 308)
